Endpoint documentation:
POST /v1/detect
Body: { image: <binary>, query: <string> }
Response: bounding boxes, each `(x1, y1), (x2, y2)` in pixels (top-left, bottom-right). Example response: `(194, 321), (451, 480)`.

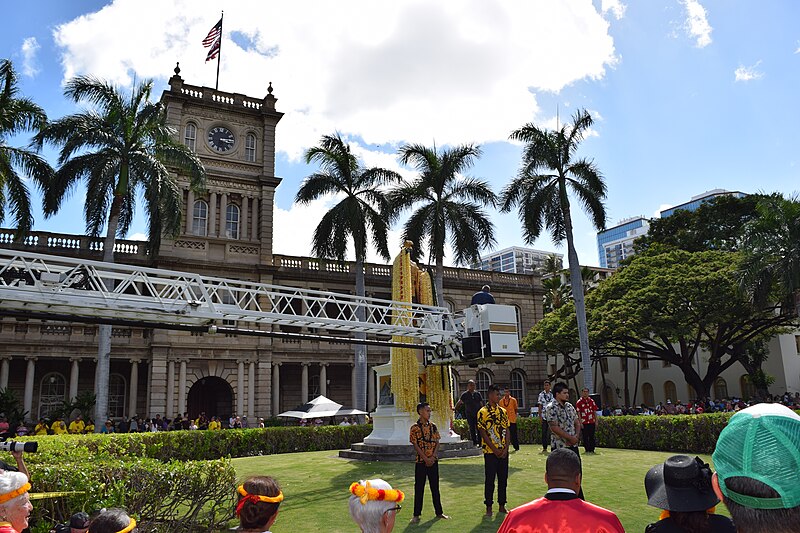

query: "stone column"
(320, 363), (328, 397)
(166, 360), (175, 418)
(367, 366), (375, 411)
(23, 357), (36, 421)
(237, 360), (245, 416)
(272, 362), (281, 416)
(257, 361), (272, 418)
(209, 192), (218, 237)
(251, 198), (259, 241)
(69, 358), (80, 401)
(185, 189), (195, 234)
(0, 357), (9, 390)
(301, 363), (309, 404)
(219, 193), (228, 238)
(248, 361), (255, 419)
(351, 364), (357, 408)
(241, 197), (249, 240)
(178, 360), (187, 415)
(129, 359), (140, 417)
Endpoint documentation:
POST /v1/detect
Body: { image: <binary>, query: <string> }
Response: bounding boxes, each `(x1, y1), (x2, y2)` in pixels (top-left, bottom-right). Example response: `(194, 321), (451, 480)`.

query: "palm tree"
(35, 76), (205, 428)
(295, 133), (402, 411)
(740, 193), (800, 317)
(388, 143), (497, 305)
(500, 109), (607, 392)
(542, 276), (570, 313)
(0, 59), (52, 236)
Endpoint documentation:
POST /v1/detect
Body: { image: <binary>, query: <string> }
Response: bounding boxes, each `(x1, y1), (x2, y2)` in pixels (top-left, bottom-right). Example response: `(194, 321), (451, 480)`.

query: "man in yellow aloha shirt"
(33, 418), (48, 435)
(477, 384), (510, 517)
(68, 415), (85, 434)
(51, 416), (67, 435)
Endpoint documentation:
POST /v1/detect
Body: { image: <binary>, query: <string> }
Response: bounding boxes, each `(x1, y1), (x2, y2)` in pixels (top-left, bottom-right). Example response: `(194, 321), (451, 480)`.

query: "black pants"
(541, 418), (550, 450)
(582, 423), (596, 452)
(413, 462), (443, 517)
(509, 422), (519, 450)
(467, 413), (480, 445)
(566, 446), (585, 500)
(483, 453), (508, 506)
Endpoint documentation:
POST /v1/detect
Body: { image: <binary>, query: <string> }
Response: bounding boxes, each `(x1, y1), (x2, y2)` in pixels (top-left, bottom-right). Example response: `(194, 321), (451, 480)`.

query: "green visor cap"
(712, 403), (800, 510)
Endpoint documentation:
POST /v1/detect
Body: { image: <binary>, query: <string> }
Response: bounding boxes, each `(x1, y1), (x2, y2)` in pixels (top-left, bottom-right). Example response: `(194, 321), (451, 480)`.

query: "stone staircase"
(339, 441), (481, 462)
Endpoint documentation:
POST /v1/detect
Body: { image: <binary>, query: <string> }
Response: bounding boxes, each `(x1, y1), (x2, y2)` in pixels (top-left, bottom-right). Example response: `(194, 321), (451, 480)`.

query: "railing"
(0, 230), (148, 259)
(171, 76), (276, 112)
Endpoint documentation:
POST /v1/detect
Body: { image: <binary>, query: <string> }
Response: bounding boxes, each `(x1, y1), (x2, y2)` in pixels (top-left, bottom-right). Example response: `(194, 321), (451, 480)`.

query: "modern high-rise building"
(596, 216), (650, 269)
(473, 246), (563, 275)
(659, 189), (746, 217)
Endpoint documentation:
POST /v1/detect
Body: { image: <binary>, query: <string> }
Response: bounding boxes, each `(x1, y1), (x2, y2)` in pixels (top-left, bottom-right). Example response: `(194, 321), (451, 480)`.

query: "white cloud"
(681, 0), (712, 48)
(601, 0), (626, 20)
(128, 232), (147, 241)
(655, 204), (673, 218)
(20, 37), (40, 77)
(734, 61), (764, 82)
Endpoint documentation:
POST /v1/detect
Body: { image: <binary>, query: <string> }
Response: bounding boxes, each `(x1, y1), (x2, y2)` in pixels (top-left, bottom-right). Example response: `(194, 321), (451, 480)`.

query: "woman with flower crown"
(235, 476), (283, 533)
(349, 479), (404, 533)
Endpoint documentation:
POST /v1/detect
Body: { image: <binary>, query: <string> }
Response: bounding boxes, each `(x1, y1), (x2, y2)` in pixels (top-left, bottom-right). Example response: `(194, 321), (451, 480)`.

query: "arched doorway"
(187, 377), (234, 420)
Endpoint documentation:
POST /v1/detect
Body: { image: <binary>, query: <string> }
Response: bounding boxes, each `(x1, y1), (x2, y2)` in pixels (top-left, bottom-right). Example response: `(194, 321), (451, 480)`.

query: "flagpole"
(215, 11), (223, 90)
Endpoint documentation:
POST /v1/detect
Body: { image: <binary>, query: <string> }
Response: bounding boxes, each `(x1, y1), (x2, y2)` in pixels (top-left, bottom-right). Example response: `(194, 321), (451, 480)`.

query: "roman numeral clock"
(207, 125), (235, 153)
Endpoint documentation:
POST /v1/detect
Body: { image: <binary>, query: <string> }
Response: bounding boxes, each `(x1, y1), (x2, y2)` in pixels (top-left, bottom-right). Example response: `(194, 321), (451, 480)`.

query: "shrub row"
(453, 413), (734, 453)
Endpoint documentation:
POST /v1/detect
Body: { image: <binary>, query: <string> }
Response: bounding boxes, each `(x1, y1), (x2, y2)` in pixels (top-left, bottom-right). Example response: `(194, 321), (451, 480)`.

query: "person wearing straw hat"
(0, 470), (33, 533)
(644, 455), (735, 533)
(711, 403), (800, 533)
(235, 476), (283, 533)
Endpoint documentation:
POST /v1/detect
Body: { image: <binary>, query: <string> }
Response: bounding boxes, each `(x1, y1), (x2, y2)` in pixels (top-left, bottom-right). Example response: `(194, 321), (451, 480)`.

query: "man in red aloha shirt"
(575, 388), (598, 454)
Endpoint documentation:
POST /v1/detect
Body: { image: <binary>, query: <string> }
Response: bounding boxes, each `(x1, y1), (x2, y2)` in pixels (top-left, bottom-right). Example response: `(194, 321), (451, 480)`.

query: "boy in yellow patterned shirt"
(477, 384), (509, 516)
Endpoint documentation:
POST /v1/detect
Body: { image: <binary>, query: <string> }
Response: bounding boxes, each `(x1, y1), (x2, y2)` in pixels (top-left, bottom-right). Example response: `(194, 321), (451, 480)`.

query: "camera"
(0, 441), (38, 453)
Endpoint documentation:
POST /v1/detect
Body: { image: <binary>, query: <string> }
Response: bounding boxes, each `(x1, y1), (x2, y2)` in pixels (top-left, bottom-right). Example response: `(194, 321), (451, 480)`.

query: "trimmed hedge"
(453, 414), (734, 454)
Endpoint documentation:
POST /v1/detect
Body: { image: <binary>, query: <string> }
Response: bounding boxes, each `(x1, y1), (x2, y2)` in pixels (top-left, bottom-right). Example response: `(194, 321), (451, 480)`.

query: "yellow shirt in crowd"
(69, 420), (85, 434)
(208, 420), (220, 430)
(51, 421), (67, 435)
(34, 423), (48, 435)
(84, 424), (94, 433)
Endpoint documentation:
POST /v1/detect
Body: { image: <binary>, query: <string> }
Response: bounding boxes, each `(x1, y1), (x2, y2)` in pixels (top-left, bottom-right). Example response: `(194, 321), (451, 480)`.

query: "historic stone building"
(0, 69), (547, 423)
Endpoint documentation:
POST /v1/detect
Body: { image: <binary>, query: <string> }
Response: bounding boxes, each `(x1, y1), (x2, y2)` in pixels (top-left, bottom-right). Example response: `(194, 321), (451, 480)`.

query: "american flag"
(202, 18), (222, 48)
(205, 38), (221, 62)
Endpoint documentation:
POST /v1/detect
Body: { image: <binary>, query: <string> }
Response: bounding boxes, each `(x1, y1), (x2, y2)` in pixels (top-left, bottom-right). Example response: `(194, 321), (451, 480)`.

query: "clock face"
(207, 126), (235, 153)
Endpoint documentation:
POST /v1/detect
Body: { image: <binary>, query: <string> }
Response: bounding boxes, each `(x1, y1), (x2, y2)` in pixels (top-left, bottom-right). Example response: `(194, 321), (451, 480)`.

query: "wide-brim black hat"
(645, 455), (720, 512)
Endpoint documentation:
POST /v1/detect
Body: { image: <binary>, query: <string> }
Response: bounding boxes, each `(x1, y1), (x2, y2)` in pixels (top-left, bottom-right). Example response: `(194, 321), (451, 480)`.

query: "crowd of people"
(594, 392), (800, 417)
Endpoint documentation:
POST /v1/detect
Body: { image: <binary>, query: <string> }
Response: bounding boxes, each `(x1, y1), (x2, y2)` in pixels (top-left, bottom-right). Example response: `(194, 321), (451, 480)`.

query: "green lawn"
(233, 447), (726, 533)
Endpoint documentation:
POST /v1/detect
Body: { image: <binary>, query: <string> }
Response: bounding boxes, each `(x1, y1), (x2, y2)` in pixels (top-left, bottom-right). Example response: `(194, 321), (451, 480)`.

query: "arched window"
(514, 305), (523, 338)
(245, 133), (257, 162)
(184, 123), (197, 151)
(108, 374), (127, 418)
(713, 378), (728, 400)
(450, 368), (460, 399)
(664, 380), (677, 403)
(642, 382), (655, 407)
(310, 374), (320, 398)
(444, 299), (456, 313)
(192, 200), (208, 236)
(510, 369), (526, 408)
(475, 369), (492, 400)
(740, 375), (756, 401)
(38, 372), (66, 419)
(225, 204), (240, 239)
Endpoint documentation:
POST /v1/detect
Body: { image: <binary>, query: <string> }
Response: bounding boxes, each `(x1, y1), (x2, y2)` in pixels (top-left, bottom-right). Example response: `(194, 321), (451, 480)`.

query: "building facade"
(0, 71), (547, 423)
(473, 246), (562, 275)
(659, 189), (746, 218)
(595, 217), (649, 268)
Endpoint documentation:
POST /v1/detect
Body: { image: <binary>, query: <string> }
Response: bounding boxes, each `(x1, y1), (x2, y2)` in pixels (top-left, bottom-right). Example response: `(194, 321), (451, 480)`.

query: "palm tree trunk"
(94, 193), (122, 430)
(434, 255), (445, 307)
(559, 180), (594, 393)
(353, 258), (367, 412)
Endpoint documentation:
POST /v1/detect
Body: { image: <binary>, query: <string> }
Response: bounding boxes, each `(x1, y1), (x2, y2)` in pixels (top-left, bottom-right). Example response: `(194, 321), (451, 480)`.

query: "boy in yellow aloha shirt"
(477, 384), (510, 517)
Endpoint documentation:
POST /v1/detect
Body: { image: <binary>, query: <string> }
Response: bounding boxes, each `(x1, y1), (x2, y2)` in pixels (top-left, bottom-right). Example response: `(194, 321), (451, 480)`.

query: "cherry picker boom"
(0, 249), (523, 366)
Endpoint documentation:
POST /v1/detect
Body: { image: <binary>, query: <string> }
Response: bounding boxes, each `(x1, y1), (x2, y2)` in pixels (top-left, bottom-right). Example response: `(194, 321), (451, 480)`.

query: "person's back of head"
(349, 479), (403, 533)
(712, 403), (800, 533)
(545, 448), (582, 494)
(237, 475), (282, 531)
(89, 508), (135, 533)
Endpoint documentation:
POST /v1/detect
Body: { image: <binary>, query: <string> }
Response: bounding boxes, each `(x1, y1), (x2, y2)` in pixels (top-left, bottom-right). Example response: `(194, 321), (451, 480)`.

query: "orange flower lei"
(349, 481), (405, 505)
(236, 485), (284, 516)
(0, 482), (30, 504)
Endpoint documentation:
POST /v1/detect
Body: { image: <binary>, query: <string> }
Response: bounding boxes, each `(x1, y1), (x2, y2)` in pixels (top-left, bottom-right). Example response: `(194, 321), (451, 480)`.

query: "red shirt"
(575, 397), (598, 425)
(497, 494), (624, 533)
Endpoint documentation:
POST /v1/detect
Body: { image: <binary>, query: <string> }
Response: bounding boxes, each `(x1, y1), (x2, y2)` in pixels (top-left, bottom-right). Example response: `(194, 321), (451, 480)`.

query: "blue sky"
(2, 0), (799, 267)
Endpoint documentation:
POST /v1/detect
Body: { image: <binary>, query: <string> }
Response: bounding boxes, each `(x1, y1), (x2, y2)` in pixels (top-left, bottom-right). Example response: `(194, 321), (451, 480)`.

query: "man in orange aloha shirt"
(409, 402), (449, 524)
(499, 387), (520, 451)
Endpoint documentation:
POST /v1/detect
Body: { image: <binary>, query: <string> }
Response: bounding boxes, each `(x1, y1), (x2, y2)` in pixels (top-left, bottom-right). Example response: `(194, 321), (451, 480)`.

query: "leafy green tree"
(296, 133), (402, 411)
(388, 143), (496, 305)
(500, 109), (606, 392)
(0, 59), (52, 236)
(739, 193), (800, 317)
(35, 76), (205, 428)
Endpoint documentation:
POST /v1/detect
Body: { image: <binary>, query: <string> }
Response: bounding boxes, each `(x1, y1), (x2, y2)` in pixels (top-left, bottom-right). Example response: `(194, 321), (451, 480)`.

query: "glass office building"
(473, 246), (563, 275)
(596, 217), (650, 268)
(660, 189), (746, 217)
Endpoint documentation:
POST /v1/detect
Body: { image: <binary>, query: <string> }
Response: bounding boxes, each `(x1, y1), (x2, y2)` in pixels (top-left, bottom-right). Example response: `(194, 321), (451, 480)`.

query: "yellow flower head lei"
(0, 482), (31, 504)
(349, 481), (404, 506)
(115, 517), (136, 533)
(236, 484), (284, 516)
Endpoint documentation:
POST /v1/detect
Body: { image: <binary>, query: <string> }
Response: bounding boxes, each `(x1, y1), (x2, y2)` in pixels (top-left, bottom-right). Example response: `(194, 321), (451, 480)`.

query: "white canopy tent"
(277, 395), (367, 420)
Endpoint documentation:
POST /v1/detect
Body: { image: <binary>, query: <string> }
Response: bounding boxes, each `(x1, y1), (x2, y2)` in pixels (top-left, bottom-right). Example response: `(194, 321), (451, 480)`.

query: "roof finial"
(174, 62), (181, 76)
(267, 81), (273, 95)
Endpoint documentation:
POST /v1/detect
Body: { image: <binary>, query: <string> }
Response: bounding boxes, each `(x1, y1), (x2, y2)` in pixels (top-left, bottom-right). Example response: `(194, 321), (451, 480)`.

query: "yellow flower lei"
(0, 482), (30, 504)
(237, 484), (285, 504)
(349, 481), (404, 505)
(418, 270), (453, 428)
(115, 517), (136, 533)
(391, 242), (420, 414)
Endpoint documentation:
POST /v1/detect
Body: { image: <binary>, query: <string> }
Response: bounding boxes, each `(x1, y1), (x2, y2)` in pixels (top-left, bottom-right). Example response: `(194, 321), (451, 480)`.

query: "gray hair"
(0, 470), (29, 514)
(348, 479), (395, 533)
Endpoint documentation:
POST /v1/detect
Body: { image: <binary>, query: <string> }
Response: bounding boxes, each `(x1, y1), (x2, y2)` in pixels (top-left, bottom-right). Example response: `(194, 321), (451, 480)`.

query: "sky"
(3, 0), (800, 268)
